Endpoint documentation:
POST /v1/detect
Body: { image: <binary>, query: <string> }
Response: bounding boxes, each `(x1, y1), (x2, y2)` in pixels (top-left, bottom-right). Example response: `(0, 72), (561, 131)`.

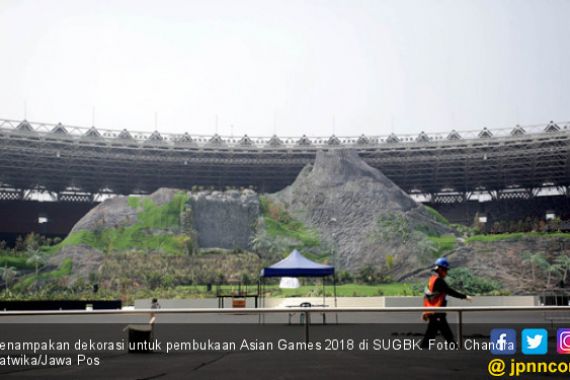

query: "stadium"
(2, 1), (570, 378)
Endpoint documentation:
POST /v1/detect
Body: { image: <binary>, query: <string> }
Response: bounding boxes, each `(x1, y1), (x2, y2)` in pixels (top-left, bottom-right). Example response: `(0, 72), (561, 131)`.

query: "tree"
(26, 250), (46, 286)
(241, 273), (251, 285)
(251, 231), (284, 257)
(375, 213), (410, 244)
(252, 233), (271, 252)
(553, 255), (570, 284)
(14, 236), (25, 252)
(522, 252), (548, 283)
(446, 268), (501, 295)
(338, 271), (353, 284)
(546, 264), (563, 288)
(1, 264), (17, 292)
(357, 265), (377, 284)
(413, 231), (437, 259)
(24, 233), (41, 251)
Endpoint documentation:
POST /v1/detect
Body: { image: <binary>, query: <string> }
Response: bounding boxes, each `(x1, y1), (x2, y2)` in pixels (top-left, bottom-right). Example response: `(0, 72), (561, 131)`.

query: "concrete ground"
(1, 346), (568, 379)
(0, 311), (569, 379)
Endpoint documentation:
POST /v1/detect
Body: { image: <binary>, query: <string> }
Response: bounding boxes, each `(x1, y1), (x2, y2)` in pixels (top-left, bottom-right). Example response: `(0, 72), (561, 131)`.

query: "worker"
(420, 257), (472, 349)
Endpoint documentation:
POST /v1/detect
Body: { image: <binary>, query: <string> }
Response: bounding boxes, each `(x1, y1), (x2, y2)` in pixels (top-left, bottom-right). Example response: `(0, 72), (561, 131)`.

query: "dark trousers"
(420, 313), (455, 348)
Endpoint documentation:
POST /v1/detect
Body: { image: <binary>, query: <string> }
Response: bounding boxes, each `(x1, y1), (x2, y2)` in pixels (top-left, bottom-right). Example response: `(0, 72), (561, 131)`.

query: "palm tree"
(252, 232), (280, 256)
(26, 251), (45, 278)
(26, 251), (45, 288)
(414, 232), (437, 259)
(1, 264), (18, 292)
(522, 252), (548, 283)
(554, 255), (570, 283)
(377, 213), (410, 244)
(546, 264), (563, 288)
(521, 252), (534, 281)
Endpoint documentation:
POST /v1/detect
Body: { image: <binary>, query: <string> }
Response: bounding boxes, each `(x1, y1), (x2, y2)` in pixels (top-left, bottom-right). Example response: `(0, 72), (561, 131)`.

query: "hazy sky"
(0, 0), (569, 137)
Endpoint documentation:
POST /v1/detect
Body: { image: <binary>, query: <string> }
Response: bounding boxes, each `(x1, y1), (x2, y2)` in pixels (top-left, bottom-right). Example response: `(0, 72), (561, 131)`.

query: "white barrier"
(134, 296), (537, 309)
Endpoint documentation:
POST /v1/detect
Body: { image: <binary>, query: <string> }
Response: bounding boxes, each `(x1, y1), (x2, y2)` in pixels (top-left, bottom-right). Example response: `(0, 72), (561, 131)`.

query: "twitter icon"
(522, 329), (548, 355)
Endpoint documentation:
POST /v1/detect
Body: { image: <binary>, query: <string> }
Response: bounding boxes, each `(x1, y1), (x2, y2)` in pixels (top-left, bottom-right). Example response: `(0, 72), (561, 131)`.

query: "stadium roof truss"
(0, 119), (568, 202)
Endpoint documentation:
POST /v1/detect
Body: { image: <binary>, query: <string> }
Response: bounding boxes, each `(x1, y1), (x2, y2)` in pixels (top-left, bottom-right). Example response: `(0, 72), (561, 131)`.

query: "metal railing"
(1, 118), (569, 148)
(2, 306), (570, 347)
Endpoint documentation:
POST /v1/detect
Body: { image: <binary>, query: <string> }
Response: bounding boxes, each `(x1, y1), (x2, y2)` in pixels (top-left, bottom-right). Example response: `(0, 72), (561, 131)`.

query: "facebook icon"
(490, 329), (517, 355)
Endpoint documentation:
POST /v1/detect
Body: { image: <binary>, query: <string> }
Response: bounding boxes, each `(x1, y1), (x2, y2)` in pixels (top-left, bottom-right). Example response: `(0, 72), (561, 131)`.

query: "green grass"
(51, 258), (73, 277)
(466, 231), (570, 243)
(54, 229), (191, 256)
(1, 283), (419, 303)
(263, 219), (321, 247)
(259, 196), (321, 247)
(52, 192), (191, 255)
(15, 258), (73, 289)
(427, 235), (457, 256)
(0, 255), (34, 270)
(175, 283), (420, 297)
(297, 250), (330, 262)
(264, 283), (421, 297)
(52, 230), (103, 251)
(136, 193), (188, 228)
(128, 196), (140, 208)
(423, 205), (450, 225)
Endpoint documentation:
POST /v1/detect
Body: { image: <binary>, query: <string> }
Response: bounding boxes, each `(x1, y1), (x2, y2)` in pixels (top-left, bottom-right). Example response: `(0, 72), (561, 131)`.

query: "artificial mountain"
(8, 149), (570, 295)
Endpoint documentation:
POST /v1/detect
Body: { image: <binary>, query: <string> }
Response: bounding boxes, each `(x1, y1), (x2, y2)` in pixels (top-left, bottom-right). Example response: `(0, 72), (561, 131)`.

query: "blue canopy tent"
(260, 250), (337, 308)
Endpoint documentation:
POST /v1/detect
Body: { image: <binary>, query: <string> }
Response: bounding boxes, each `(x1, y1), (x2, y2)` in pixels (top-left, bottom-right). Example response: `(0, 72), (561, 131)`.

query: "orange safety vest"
(422, 275), (446, 318)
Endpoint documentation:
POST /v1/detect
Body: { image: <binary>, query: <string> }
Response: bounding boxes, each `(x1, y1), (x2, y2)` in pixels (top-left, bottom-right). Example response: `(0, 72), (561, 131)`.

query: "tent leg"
(256, 280), (260, 308)
(322, 277), (326, 325)
(259, 278), (265, 324)
(333, 274), (338, 324)
(305, 310), (310, 344)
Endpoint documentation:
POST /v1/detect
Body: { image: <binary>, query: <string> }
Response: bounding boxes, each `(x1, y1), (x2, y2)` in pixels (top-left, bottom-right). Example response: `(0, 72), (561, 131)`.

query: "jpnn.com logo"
(490, 329), (516, 355)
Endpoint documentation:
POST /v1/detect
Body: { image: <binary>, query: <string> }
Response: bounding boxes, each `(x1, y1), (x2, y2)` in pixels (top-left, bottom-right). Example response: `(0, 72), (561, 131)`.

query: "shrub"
(446, 268), (503, 295)
(423, 206), (450, 226)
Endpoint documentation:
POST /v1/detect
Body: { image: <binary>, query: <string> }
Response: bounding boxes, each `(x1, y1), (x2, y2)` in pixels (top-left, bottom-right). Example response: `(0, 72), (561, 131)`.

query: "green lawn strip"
(0, 255), (34, 270)
(427, 235), (457, 256)
(174, 283), (420, 297)
(466, 232), (570, 243)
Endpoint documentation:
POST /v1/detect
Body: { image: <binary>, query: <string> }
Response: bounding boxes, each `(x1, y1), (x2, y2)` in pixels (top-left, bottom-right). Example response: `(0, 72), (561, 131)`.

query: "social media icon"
(490, 329), (516, 355)
(522, 329), (547, 355)
(557, 329), (570, 354)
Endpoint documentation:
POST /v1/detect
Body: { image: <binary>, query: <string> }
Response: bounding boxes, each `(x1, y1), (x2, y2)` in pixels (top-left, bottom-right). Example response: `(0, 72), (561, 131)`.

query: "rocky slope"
(272, 149), (453, 272)
(48, 188), (263, 284)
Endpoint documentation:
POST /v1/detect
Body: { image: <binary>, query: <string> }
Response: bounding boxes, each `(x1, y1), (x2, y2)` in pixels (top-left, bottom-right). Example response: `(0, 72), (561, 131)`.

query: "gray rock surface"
(273, 149), (451, 271)
(70, 196), (137, 232)
(49, 245), (104, 282)
(188, 189), (259, 250)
